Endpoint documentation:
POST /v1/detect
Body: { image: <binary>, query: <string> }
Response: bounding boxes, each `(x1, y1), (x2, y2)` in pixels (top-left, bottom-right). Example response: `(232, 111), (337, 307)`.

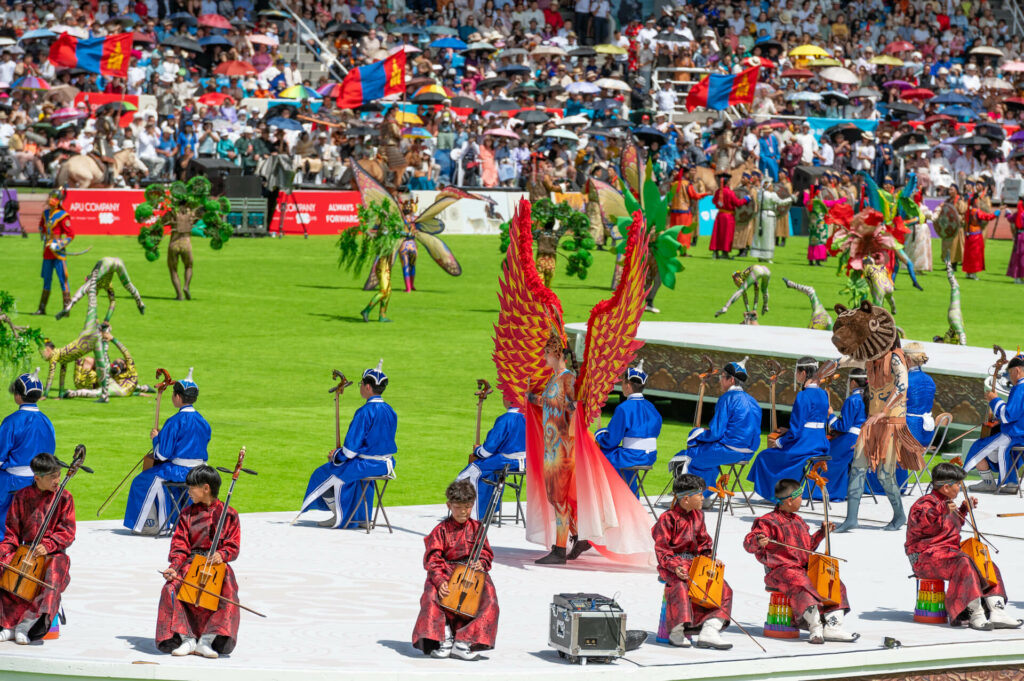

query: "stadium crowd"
(0, 0), (1022, 199)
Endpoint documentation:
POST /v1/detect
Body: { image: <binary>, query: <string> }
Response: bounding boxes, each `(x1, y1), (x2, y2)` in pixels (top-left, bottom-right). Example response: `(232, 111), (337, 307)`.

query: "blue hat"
(13, 368), (42, 399)
(176, 367), (198, 398)
(627, 359), (647, 385)
(362, 358), (388, 386)
(723, 356), (748, 382)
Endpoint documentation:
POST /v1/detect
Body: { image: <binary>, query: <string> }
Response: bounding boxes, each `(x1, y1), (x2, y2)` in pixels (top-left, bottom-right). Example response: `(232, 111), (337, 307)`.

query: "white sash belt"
(908, 413), (936, 430)
(724, 444), (754, 454)
(848, 427), (861, 435)
(622, 437), (657, 451)
(170, 458), (204, 467)
(358, 454), (395, 478)
(2, 466), (32, 477)
(805, 422), (826, 429)
(505, 451), (526, 460)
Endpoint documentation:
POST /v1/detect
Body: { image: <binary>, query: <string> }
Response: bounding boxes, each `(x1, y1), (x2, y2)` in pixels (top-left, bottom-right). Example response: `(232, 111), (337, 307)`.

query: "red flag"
(337, 52), (407, 109)
(685, 66), (760, 112)
(49, 33), (132, 78)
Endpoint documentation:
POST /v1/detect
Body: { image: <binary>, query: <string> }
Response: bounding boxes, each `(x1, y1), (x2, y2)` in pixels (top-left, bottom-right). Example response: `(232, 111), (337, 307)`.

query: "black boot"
(30, 290), (49, 315)
(535, 545), (566, 565)
(567, 537), (592, 560)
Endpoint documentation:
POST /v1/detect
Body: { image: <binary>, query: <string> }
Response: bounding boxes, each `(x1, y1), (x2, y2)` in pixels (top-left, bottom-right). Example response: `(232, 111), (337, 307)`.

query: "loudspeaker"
(225, 174), (263, 198)
(185, 158), (242, 196)
(792, 165), (829, 196)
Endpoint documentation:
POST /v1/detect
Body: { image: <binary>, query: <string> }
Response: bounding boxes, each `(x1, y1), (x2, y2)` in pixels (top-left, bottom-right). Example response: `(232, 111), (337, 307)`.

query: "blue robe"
(0, 404), (56, 528)
(812, 390), (866, 502)
(301, 396), (398, 528)
(457, 408), (526, 519)
(906, 367), (936, 447)
(748, 385), (830, 500)
(595, 393), (662, 495)
(759, 135), (780, 182)
(965, 378), (1024, 485)
(675, 386), (761, 496)
(123, 405), (212, 533)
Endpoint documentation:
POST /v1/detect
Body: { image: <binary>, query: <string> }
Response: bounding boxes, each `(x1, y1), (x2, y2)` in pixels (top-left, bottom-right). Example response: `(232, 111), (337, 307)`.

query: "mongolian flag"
(336, 52), (407, 109)
(685, 66), (760, 112)
(49, 33), (133, 79)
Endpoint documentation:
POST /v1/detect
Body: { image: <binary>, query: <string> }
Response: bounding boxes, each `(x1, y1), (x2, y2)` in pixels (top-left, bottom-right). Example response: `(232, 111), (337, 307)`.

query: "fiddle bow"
(693, 355), (719, 429)
(1, 445), (92, 602)
(96, 368), (175, 516)
(805, 461), (842, 608)
(766, 359), (787, 446)
(470, 379), (493, 464)
(176, 447), (262, 615)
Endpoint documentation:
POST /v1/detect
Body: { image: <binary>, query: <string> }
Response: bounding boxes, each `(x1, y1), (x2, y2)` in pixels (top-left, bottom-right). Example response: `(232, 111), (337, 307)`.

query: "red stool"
(764, 590), (800, 639)
(913, 579), (948, 624)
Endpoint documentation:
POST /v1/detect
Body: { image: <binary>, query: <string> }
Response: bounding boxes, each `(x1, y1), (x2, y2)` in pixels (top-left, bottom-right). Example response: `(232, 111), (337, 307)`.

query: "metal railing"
(270, 0), (349, 78)
(1003, 0), (1024, 35)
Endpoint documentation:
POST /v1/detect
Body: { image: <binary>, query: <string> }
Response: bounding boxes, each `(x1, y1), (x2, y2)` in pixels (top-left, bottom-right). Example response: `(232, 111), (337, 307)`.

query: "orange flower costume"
(493, 199), (656, 566)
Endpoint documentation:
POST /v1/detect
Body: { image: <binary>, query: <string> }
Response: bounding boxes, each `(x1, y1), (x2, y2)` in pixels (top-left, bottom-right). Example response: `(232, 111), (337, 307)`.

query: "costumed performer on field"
(296, 360), (398, 528)
(709, 171), (749, 259)
(31, 188), (76, 316)
(671, 359), (760, 508)
(831, 301), (925, 533)
(595, 360), (662, 497)
(494, 199), (655, 566)
(747, 357), (830, 502)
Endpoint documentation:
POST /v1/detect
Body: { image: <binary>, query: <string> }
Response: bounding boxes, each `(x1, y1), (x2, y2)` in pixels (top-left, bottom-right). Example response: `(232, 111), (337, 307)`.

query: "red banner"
(64, 188), (146, 235)
(72, 93), (141, 127)
(274, 191), (361, 235)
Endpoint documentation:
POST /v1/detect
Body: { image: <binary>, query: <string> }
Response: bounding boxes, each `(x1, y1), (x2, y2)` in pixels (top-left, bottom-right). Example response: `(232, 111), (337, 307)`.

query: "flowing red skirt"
(963, 233), (985, 274)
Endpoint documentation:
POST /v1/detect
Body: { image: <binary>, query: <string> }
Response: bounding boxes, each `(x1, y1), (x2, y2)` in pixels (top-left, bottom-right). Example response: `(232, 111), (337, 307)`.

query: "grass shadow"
(307, 312), (375, 324)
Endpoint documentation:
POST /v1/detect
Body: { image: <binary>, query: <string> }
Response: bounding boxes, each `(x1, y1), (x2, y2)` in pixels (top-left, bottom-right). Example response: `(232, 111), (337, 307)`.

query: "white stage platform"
(566, 322), (1002, 427)
(5, 494), (1024, 681)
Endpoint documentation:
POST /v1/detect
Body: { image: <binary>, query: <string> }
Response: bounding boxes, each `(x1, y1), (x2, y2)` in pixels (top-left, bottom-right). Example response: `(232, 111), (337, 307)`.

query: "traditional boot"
(986, 596), (1024, 629)
(429, 631), (454, 658)
(196, 633), (219, 659)
(404, 274), (414, 293)
(0, 628), (11, 642)
(62, 291), (71, 311)
(668, 623), (691, 648)
(823, 611), (860, 642)
(567, 536), (592, 560)
(30, 290), (49, 315)
(13, 616), (37, 645)
(967, 598), (993, 631)
(534, 545), (566, 565)
(835, 467), (865, 533)
(695, 618), (732, 650)
(451, 641), (480, 661)
(804, 606), (824, 644)
(880, 470), (906, 531)
(360, 306), (371, 323)
(171, 637), (197, 656)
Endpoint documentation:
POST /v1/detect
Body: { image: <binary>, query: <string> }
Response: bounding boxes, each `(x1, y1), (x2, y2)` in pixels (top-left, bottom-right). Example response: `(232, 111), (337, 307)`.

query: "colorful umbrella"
(402, 126), (432, 139)
(279, 84), (321, 99)
(50, 107), (89, 123)
(199, 35), (232, 47)
(884, 40), (914, 54)
(807, 57), (842, 67)
(267, 117), (304, 131)
(12, 76), (49, 90)
(789, 44), (829, 57)
(883, 80), (914, 90)
(819, 67), (857, 85)
(198, 92), (235, 106)
(429, 37), (466, 50)
(593, 43), (627, 55)
(485, 128), (519, 139)
(781, 68), (814, 79)
(393, 110), (423, 125)
(316, 82), (342, 97)
(248, 33), (279, 46)
(902, 88), (935, 100)
(214, 60), (257, 76)
(17, 29), (56, 42)
(870, 55), (904, 66)
(938, 105), (978, 120)
(198, 14), (232, 29)
(1001, 62), (1024, 73)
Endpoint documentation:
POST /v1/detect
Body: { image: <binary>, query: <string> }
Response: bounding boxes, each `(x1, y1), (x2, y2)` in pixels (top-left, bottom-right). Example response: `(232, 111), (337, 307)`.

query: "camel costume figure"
(715, 265), (771, 320)
(933, 260), (967, 345)
(831, 301), (925, 533)
(782, 278), (833, 330)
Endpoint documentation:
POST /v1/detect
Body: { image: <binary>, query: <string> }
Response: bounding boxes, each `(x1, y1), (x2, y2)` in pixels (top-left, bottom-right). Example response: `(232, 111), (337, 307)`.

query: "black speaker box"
(224, 174), (263, 198)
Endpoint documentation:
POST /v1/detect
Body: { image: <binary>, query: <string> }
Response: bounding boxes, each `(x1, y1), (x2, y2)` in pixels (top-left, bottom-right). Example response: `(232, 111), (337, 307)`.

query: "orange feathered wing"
(492, 199), (564, 407)
(576, 210), (652, 428)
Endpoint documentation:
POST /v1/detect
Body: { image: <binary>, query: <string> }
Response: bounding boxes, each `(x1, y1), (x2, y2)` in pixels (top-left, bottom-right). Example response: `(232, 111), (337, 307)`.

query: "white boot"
(967, 598), (993, 631)
(695, 618), (732, 650)
(430, 635), (454, 658)
(171, 637), (197, 656)
(317, 510), (338, 527)
(13, 631), (29, 645)
(986, 596), (1024, 629)
(0, 629), (11, 642)
(451, 641), (480, 661)
(668, 623), (691, 648)
(196, 633), (219, 659)
(823, 610), (860, 642)
(804, 606), (824, 644)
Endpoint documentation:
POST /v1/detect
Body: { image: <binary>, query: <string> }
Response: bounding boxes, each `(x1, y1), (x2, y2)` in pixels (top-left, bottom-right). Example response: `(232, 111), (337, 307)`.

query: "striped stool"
(656, 590), (670, 643)
(764, 591), (800, 639)
(913, 579), (948, 624)
(43, 613), (60, 640)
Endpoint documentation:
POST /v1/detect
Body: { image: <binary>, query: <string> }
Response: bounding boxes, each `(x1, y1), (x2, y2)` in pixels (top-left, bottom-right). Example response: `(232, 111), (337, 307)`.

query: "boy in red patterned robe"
(905, 463), (1021, 630)
(157, 465), (241, 659)
(0, 453), (74, 644)
(743, 478), (858, 644)
(653, 474), (732, 649)
(412, 480), (499, 661)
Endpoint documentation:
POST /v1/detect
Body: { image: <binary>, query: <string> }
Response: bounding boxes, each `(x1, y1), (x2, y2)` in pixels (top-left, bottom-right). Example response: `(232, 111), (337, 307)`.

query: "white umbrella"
(566, 81), (600, 94)
(531, 45), (566, 57)
(544, 129), (580, 142)
(819, 66), (858, 85)
(970, 45), (1004, 56)
(0, 37), (15, 46)
(982, 77), (1013, 91)
(786, 91), (822, 101)
(595, 77), (630, 92)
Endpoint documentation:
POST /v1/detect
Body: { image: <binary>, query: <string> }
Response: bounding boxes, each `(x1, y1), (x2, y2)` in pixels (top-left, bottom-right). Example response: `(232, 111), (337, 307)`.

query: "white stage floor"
(5, 494), (1024, 681)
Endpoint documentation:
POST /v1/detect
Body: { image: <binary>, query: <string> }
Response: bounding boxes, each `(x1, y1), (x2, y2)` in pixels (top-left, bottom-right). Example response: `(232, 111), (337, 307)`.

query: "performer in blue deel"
(595, 360), (662, 496)
(297, 359), (398, 528)
(0, 369), (56, 528)
(965, 353), (1024, 493)
(815, 368), (867, 502)
(456, 397), (526, 520)
(671, 359), (760, 506)
(123, 368), (211, 535)
(747, 357), (831, 502)
(903, 343), (936, 447)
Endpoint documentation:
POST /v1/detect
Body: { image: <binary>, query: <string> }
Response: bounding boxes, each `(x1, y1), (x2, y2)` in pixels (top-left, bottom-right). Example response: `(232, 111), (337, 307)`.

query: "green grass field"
(0, 231), (1018, 519)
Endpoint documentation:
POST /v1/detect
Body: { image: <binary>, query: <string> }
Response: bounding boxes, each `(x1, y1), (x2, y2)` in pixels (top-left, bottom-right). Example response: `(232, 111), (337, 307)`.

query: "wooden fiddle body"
(438, 465), (509, 619)
(948, 458), (999, 588)
(1, 445), (90, 602)
(687, 475), (733, 609)
(765, 359), (787, 446)
(805, 462), (842, 608)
